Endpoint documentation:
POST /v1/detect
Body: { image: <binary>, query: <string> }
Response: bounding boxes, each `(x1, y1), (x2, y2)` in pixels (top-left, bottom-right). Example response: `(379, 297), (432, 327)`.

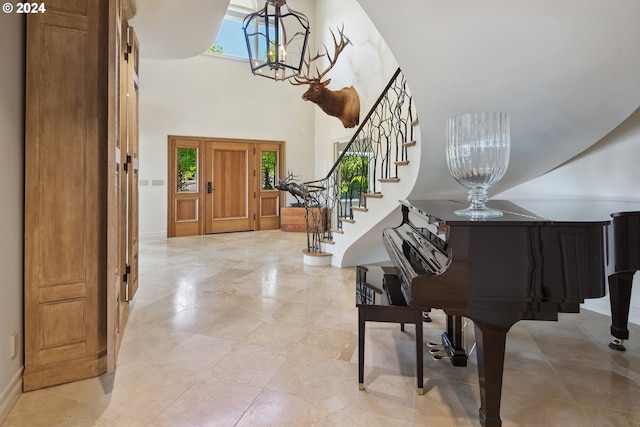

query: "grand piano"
(380, 199), (640, 427)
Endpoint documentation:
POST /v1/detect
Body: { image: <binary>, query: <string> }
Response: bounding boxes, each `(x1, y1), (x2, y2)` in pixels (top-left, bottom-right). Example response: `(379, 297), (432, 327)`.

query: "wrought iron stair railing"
(302, 67), (417, 253)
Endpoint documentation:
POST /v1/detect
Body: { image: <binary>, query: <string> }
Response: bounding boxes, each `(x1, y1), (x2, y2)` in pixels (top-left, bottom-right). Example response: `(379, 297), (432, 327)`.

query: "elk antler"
(291, 25), (352, 86)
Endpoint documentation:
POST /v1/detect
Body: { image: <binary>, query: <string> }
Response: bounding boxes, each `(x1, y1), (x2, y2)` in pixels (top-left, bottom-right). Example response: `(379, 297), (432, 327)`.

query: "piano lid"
(403, 199), (640, 225)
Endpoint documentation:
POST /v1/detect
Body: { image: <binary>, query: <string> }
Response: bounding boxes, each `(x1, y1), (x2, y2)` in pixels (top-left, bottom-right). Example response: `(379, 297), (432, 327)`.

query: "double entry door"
(168, 136), (284, 237)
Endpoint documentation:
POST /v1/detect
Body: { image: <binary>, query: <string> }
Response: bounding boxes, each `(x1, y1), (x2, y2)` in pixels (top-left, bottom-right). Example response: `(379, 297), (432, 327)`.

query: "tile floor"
(4, 230), (640, 426)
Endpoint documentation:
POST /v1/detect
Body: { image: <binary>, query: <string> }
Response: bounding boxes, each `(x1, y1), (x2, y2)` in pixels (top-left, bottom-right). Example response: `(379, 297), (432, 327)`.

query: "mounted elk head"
(291, 26), (361, 128)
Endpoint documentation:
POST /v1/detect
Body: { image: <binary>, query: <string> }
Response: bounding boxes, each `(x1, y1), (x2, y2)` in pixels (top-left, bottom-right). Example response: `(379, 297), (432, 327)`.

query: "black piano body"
(382, 199), (640, 427)
(608, 211), (640, 350)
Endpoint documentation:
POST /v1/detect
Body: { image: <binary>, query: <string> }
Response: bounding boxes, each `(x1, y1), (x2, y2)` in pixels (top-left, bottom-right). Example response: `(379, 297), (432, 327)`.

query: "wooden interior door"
(110, 4), (127, 374)
(168, 137), (204, 237)
(256, 142), (284, 230)
(205, 141), (255, 233)
(107, 4), (134, 375)
(25, 0), (110, 390)
(125, 26), (139, 301)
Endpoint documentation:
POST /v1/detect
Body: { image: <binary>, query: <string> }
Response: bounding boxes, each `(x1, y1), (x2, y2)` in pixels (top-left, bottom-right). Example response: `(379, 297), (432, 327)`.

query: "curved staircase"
(302, 68), (421, 267)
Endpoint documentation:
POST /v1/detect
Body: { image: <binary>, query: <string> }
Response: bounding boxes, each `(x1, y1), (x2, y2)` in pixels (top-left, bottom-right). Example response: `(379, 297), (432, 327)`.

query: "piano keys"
(379, 199), (640, 427)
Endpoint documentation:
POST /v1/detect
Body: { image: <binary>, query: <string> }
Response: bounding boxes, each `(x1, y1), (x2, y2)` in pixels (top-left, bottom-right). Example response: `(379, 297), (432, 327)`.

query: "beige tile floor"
(4, 230), (640, 426)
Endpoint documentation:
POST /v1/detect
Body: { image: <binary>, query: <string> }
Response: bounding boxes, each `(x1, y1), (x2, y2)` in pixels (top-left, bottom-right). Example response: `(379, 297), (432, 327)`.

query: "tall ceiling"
(357, 0), (640, 198)
(129, 0), (235, 59)
(129, 1), (310, 59)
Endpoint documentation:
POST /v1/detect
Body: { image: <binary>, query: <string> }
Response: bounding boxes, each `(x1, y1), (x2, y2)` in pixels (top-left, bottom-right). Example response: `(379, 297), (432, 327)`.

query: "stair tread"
(379, 178), (400, 183)
(352, 206), (368, 212)
(403, 140), (417, 147)
(395, 160), (409, 166)
(363, 193), (383, 198)
(340, 218), (356, 224)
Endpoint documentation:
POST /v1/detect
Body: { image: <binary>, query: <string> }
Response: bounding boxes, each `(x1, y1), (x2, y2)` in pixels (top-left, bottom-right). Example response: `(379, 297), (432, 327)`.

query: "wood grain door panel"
(168, 138), (204, 237)
(256, 142), (284, 230)
(205, 142), (254, 233)
(126, 25), (139, 301)
(25, 0), (109, 391)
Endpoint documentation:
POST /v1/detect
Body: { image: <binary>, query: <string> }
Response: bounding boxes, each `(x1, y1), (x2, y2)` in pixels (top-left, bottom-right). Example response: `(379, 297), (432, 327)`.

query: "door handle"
(207, 182), (213, 193)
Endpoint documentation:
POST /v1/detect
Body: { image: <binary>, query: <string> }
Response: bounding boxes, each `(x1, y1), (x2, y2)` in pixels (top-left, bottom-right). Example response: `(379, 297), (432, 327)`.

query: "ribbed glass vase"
(445, 112), (511, 219)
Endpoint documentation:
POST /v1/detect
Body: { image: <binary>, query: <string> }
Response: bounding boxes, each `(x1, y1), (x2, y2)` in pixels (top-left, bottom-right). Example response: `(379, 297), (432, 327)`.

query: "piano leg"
(415, 309), (424, 395)
(608, 272), (634, 351)
(474, 321), (509, 427)
(358, 307), (366, 390)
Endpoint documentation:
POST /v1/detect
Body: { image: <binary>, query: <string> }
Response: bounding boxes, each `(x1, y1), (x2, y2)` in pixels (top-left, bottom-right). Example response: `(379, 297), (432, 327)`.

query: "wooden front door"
(204, 141), (255, 233)
(168, 136), (284, 237)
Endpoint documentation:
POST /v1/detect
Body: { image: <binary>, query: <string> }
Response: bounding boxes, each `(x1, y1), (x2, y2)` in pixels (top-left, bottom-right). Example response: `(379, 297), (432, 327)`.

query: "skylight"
(207, 1), (260, 58)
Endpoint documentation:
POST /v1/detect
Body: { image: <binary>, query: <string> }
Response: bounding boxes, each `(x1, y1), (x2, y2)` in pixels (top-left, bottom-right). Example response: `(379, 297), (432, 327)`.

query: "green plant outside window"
(339, 154), (369, 199)
(177, 148), (198, 192)
(262, 151), (277, 190)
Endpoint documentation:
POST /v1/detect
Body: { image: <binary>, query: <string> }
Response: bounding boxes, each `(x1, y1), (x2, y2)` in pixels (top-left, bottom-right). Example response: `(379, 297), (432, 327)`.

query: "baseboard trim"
(139, 231), (166, 239)
(0, 368), (23, 424)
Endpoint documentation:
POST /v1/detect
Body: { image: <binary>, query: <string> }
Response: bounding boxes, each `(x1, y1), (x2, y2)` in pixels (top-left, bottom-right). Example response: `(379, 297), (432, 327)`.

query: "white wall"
(0, 13), (25, 423)
(357, 0), (640, 201)
(138, 52), (315, 235)
(312, 0), (399, 177)
(497, 108), (640, 323)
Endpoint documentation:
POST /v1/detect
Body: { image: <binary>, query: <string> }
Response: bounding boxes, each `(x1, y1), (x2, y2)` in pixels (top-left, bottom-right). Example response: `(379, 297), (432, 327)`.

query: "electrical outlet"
(10, 331), (17, 359)
(151, 179), (164, 186)
(139, 179), (149, 186)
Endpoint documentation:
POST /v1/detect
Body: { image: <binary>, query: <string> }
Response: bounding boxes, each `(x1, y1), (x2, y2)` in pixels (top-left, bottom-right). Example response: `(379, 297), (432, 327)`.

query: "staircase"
(303, 68), (421, 267)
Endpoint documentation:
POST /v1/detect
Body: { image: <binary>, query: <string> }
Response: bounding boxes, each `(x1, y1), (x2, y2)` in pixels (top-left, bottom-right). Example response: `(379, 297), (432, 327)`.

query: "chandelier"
(242, 0), (310, 81)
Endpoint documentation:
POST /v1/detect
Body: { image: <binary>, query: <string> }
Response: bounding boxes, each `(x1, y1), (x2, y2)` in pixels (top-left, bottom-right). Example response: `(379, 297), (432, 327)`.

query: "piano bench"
(356, 264), (424, 395)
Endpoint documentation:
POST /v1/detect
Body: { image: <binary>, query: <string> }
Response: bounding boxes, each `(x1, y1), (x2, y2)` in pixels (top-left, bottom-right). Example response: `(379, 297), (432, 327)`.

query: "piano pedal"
(608, 338), (627, 352)
(429, 347), (445, 355)
(433, 354), (451, 361)
(426, 342), (442, 348)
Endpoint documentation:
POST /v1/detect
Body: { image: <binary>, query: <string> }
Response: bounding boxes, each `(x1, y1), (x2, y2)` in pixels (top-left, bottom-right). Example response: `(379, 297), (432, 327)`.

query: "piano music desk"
(356, 263), (425, 394)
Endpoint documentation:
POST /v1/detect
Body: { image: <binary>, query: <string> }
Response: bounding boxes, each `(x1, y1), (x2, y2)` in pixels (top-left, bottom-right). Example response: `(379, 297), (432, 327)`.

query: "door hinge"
(123, 264), (130, 283)
(122, 264), (131, 283)
(124, 42), (132, 62)
(124, 155), (132, 172)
